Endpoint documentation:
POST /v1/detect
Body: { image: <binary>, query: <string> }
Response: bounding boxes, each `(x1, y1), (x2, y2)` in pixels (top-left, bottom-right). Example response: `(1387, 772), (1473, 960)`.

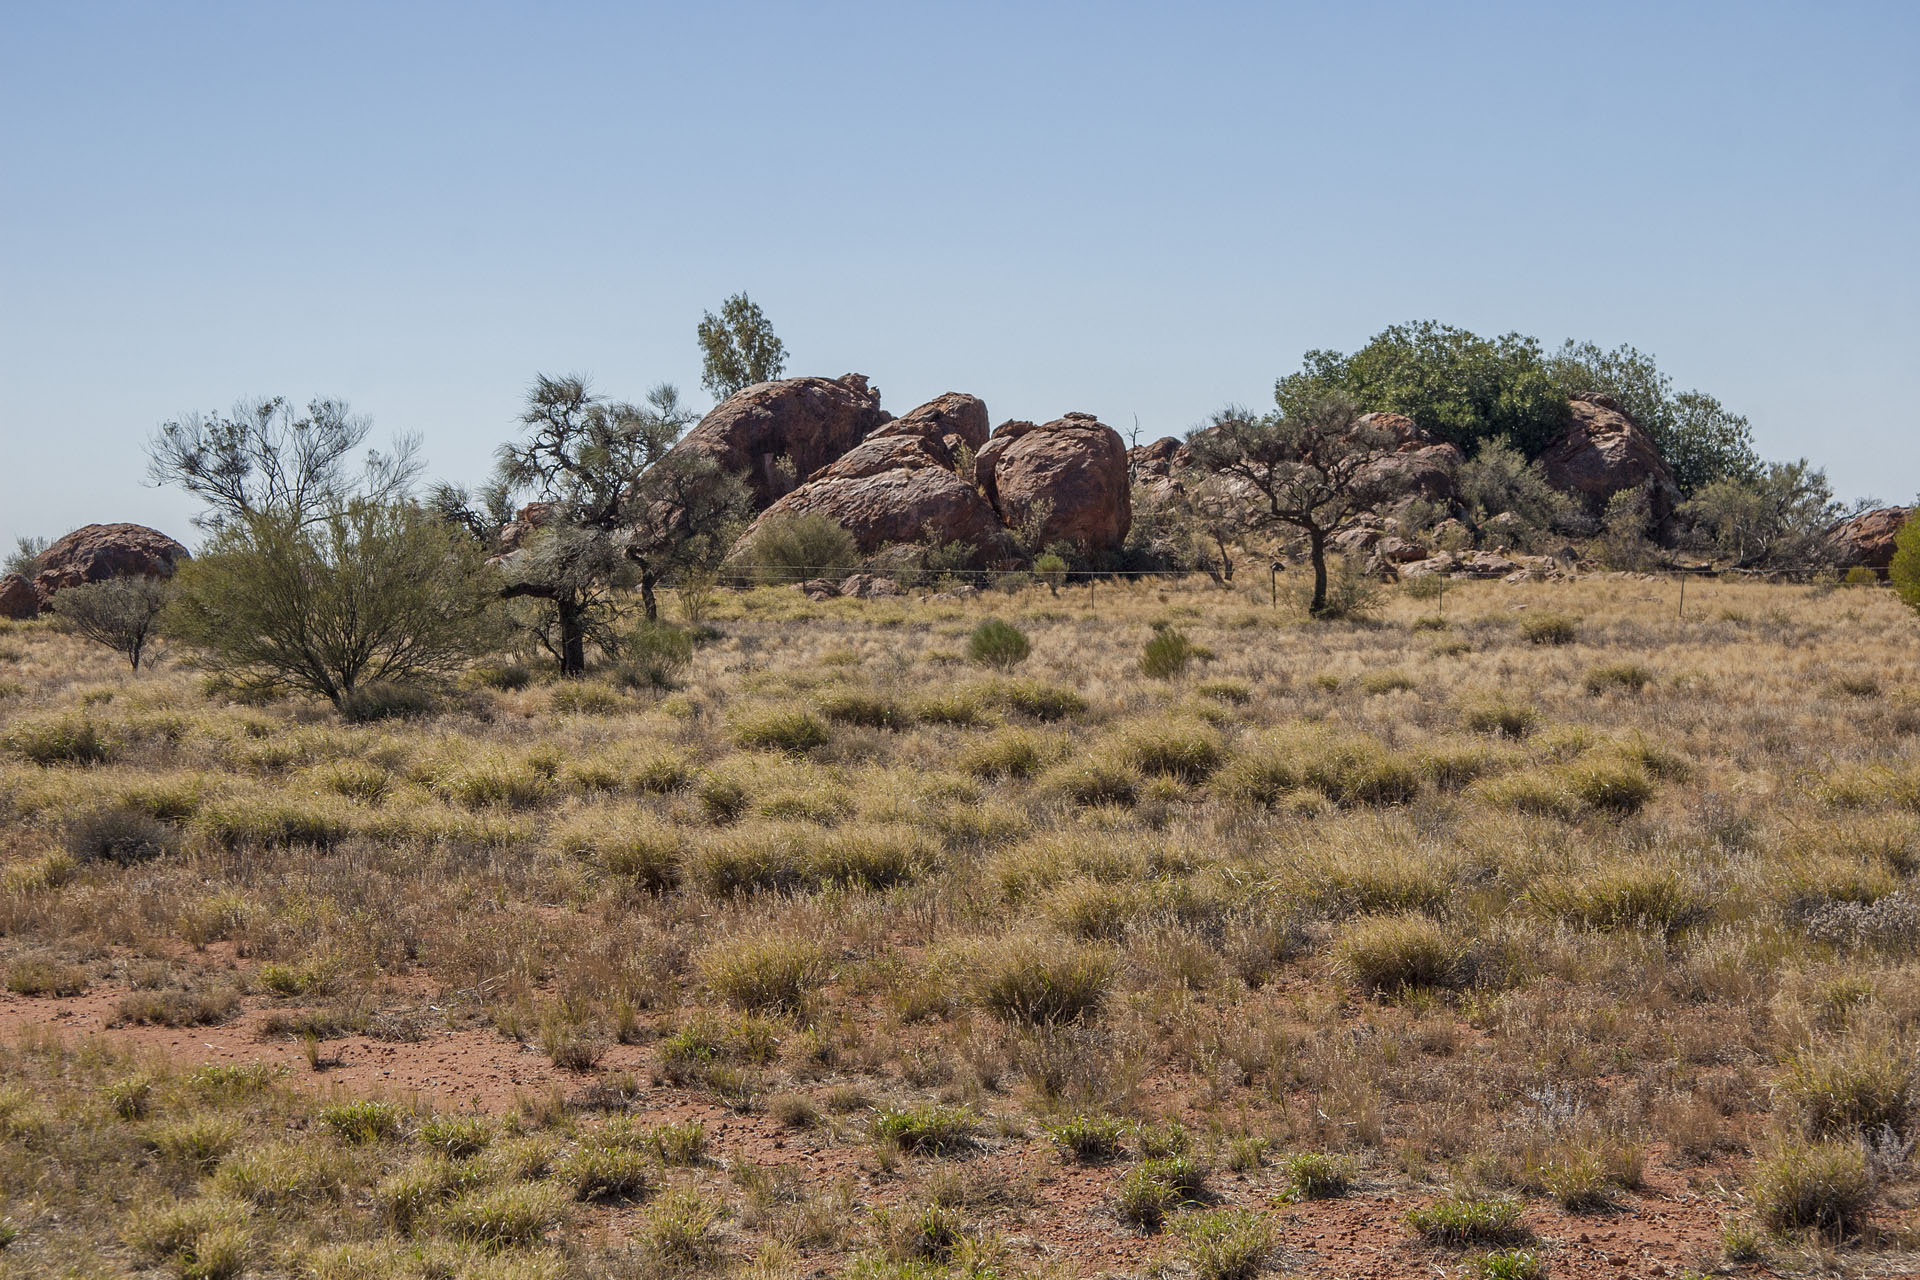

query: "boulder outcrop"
(671, 374), (890, 508)
(1831, 506), (1912, 572)
(1539, 393), (1680, 525)
(32, 523), (189, 606)
(0, 573), (38, 620)
(874, 393), (990, 460)
(1355, 412), (1462, 503)
(974, 414), (1131, 553)
(739, 432), (1012, 559)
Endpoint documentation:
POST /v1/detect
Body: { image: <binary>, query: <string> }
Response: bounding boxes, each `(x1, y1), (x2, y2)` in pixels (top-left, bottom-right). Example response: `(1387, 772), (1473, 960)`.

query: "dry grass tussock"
(2, 576), (1920, 1275)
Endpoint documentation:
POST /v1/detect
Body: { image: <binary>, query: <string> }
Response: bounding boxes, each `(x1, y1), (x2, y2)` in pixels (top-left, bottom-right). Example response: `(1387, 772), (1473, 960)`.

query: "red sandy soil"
(8, 979), (1917, 1277)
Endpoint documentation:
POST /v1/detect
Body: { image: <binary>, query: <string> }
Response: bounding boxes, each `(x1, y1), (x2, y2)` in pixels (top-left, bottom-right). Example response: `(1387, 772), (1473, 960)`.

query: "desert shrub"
(1585, 662), (1654, 695)
(740, 512), (859, 585)
(1302, 736), (1423, 806)
(4, 713), (113, 765)
(440, 1181), (568, 1249)
(1044, 1114), (1129, 1163)
(114, 986), (242, 1028)
(1750, 1139), (1875, 1237)
(337, 681), (436, 723)
(6, 955), (89, 997)
(977, 677), (1085, 721)
(1468, 1248), (1548, 1280)
(1477, 758), (1654, 819)
(1113, 1156), (1206, 1230)
(689, 823), (928, 895)
(967, 618), (1031, 670)
(634, 1186), (722, 1266)
(1196, 678), (1252, 704)
(1462, 700), (1538, 739)
(731, 707), (830, 753)
(196, 797), (352, 848)
(318, 1099), (409, 1145)
(912, 689), (990, 726)
(145, 1116), (242, 1174)
(1519, 612), (1578, 645)
(872, 1104), (978, 1154)
(1033, 553), (1070, 592)
(615, 621), (695, 690)
(971, 936), (1117, 1025)
(1117, 722), (1225, 783)
(1335, 914), (1467, 993)
(559, 1143), (652, 1203)
(1140, 626), (1197, 679)
(1778, 1040), (1918, 1139)
(124, 1196), (251, 1276)
(1044, 756), (1139, 808)
(417, 1115), (494, 1159)
(1405, 1193), (1528, 1246)
(695, 771), (750, 824)
(959, 728), (1050, 780)
(548, 682), (624, 715)
(1361, 669), (1415, 696)
(818, 689), (911, 730)
(429, 754), (555, 811)
(215, 1141), (353, 1206)
(64, 805), (179, 865)
(1172, 1209), (1274, 1280)
(698, 933), (830, 1014)
(1530, 866), (1706, 935)
(1277, 1151), (1352, 1200)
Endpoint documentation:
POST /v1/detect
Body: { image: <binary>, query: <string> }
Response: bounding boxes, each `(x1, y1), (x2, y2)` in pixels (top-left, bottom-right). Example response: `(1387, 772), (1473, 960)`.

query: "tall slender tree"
(696, 293), (787, 400)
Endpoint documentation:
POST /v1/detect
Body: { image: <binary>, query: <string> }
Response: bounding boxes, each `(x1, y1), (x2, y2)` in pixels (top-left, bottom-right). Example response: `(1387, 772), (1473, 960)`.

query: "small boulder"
(1355, 412), (1462, 502)
(33, 523), (189, 605)
(671, 373), (890, 509)
(1539, 393), (1680, 525)
(1831, 506), (1912, 572)
(974, 413), (1131, 553)
(1399, 552), (1459, 579)
(0, 573), (38, 620)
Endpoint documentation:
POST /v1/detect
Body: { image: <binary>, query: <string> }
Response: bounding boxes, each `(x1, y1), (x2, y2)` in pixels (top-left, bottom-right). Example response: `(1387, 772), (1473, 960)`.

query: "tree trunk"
(1308, 528), (1329, 616)
(557, 599), (587, 677)
(640, 570), (660, 623)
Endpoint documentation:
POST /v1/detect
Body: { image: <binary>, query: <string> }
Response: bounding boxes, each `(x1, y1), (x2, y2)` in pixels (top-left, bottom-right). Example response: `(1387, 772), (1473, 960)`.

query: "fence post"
(1678, 571), (1686, 619)
(1269, 564), (1277, 608)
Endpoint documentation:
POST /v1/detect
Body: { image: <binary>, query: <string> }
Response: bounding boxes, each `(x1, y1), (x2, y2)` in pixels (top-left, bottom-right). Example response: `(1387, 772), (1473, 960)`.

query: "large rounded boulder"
(670, 373), (890, 508)
(736, 431), (1012, 560)
(973, 413), (1131, 553)
(1831, 506), (1912, 572)
(33, 523), (189, 606)
(1538, 393), (1680, 525)
(1354, 411), (1462, 502)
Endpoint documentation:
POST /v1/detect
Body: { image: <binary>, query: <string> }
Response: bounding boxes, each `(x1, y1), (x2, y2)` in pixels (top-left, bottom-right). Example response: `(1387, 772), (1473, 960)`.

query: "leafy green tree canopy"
(697, 293), (788, 400)
(166, 502), (498, 707)
(1273, 321), (1757, 496)
(1890, 510), (1920, 613)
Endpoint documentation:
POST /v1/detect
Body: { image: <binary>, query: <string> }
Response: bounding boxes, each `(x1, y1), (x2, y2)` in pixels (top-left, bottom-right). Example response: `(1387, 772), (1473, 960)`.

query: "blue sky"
(3, 1), (1916, 551)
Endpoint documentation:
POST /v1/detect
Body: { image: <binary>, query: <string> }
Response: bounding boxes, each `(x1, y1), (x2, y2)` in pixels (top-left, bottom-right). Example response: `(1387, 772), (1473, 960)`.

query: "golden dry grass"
(1, 574), (1919, 1275)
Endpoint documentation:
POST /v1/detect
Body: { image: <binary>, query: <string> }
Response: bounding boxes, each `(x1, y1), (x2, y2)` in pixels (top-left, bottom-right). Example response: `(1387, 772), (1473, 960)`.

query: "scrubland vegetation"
(2, 570), (1920, 1278)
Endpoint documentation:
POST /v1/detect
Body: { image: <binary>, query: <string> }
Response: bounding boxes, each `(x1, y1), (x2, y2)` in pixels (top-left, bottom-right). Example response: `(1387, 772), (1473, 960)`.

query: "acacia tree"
(166, 502), (497, 707)
(484, 375), (748, 676)
(147, 397), (420, 530)
(1893, 512), (1920, 613)
(1185, 394), (1405, 615)
(696, 293), (787, 400)
(52, 577), (173, 671)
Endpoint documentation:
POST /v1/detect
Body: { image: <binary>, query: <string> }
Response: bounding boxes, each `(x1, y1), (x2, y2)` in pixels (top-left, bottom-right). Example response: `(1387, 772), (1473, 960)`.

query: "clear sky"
(4, 1), (1916, 552)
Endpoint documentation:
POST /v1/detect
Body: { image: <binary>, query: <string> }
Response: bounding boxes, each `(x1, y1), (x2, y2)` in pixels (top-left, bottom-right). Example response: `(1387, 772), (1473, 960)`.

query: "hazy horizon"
(4, 0), (1916, 552)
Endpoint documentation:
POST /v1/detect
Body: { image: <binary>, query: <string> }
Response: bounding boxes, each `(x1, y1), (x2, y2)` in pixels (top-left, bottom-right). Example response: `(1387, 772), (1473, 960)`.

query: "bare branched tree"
(1185, 394), (1404, 615)
(148, 397), (422, 530)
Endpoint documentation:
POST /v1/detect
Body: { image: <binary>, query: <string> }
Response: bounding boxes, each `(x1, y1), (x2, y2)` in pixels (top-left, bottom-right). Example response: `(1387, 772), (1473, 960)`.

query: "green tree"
(1276, 321), (1568, 457)
(733, 511), (858, 585)
(4, 536), (47, 578)
(485, 375), (749, 674)
(166, 503), (497, 707)
(697, 293), (787, 400)
(1186, 394), (1408, 616)
(1892, 512), (1920, 612)
(1683, 460), (1842, 569)
(51, 577), (173, 671)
